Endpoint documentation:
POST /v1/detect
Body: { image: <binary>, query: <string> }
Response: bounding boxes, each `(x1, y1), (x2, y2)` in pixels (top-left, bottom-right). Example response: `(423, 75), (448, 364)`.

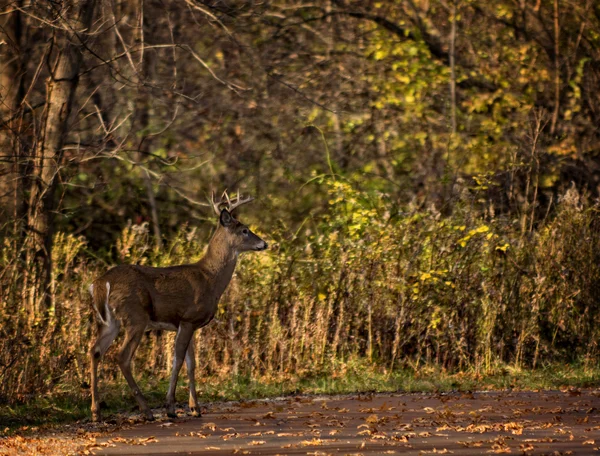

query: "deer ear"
(220, 209), (234, 227)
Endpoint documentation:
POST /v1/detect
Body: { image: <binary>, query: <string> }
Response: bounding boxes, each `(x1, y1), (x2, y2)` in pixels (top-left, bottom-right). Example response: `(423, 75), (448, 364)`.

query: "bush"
(0, 182), (599, 404)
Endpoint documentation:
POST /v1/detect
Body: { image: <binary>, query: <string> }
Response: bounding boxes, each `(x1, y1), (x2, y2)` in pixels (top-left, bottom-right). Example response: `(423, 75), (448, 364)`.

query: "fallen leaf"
(301, 438), (324, 446)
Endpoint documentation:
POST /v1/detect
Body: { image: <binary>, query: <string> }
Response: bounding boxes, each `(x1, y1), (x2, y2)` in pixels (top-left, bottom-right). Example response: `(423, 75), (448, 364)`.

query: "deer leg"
(117, 325), (154, 420)
(90, 320), (120, 422)
(166, 323), (195, 418)
(185, 340), (200, 416)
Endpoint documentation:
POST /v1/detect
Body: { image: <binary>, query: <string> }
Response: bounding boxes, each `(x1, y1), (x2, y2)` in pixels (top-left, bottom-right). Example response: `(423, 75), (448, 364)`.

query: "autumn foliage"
(1, 1), (600, 405)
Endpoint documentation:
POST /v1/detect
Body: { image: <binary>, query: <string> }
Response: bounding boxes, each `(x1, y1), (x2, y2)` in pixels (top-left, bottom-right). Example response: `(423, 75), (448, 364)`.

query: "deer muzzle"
(255, 241), (268, 251)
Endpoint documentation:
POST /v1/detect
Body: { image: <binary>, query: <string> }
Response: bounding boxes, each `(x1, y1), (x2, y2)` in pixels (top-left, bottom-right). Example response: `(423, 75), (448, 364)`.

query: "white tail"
(89, 282), (111, 326)
(88, 191), (267, 421)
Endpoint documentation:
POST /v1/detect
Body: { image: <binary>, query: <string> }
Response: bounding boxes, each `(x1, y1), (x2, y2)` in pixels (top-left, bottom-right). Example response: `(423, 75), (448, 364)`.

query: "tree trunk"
(138, 0), (162, 249)
(0, 4), (24, 224)
(26, 0), (96, 314)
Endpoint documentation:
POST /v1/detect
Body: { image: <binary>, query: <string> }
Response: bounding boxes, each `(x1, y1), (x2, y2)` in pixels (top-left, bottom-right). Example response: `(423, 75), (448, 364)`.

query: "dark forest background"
(1, 0), (600, 403)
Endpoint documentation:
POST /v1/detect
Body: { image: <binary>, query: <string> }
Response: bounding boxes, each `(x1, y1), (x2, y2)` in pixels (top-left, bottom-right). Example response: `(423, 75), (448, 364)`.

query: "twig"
(267, 73), (336, 114)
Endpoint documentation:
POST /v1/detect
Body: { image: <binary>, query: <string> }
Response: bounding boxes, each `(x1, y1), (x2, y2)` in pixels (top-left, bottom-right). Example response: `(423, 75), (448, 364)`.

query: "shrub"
(0, 183), (598, 403)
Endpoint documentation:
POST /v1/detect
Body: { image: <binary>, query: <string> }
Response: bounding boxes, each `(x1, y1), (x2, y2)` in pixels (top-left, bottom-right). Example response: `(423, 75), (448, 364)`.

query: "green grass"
(2, 360), (600, 433)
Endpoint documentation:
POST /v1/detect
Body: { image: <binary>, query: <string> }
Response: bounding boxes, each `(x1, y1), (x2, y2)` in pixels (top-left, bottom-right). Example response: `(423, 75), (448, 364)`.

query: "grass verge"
(2, 360), (599, 433)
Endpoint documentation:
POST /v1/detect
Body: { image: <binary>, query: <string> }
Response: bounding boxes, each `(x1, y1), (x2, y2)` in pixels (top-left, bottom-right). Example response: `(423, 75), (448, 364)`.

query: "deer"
(88, 191), (267, 422)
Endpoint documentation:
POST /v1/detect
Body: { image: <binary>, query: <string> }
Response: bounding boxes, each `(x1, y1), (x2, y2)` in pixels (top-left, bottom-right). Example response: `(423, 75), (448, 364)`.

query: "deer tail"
(89, 282), (112, 326)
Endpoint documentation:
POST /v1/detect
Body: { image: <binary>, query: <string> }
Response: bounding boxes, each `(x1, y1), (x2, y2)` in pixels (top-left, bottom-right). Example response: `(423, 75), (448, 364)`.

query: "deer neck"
(199, 227), (238, 299)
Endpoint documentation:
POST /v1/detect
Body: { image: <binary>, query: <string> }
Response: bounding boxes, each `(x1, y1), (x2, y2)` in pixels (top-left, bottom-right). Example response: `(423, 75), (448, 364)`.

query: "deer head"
(210, 190), (268, 253)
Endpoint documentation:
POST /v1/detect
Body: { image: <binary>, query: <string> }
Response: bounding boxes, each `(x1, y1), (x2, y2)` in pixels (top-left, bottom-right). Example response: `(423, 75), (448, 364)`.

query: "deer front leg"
(166, 323), (195, 418)
(185, 340), (200, 416)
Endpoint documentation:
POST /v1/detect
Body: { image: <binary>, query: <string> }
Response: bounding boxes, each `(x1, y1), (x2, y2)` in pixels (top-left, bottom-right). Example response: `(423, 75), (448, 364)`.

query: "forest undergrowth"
(1, 179), (599, 425)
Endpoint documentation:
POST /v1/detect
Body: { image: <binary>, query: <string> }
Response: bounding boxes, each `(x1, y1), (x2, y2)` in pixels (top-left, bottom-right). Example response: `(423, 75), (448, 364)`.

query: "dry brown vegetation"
(1, 0), (600, 415)
(1, 182), (599, 406)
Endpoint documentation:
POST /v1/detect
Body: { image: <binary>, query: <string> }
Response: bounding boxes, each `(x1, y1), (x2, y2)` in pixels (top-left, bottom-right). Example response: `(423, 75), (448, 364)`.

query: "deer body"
(89, 194), (266, 422)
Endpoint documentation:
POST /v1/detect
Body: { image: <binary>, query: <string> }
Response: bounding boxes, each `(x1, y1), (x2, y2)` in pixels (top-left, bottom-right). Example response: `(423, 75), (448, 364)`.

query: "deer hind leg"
(185, 339), (200, 416)
(117, 324), (154, 421)
(90, 321), (120, 422)
(90, 284), (120, 422)
(166, 323), (195, 418)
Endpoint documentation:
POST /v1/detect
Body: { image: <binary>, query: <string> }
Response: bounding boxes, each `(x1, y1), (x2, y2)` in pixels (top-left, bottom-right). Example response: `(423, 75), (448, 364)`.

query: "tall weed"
(0, 182), (598, 403)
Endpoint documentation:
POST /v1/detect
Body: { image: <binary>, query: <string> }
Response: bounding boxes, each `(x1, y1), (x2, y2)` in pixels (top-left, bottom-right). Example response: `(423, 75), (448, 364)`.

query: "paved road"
(88, 390), (600, 455)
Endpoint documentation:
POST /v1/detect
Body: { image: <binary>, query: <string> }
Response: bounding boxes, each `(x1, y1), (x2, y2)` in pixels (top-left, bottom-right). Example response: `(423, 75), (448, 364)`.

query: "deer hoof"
(190, 406), (201, 417)
(166, 405), (177, 418)
(142, 411), (155, 421)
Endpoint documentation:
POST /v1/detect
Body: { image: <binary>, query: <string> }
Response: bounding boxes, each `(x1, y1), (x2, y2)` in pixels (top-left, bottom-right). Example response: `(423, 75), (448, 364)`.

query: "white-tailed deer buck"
(88, 191), (267, 421)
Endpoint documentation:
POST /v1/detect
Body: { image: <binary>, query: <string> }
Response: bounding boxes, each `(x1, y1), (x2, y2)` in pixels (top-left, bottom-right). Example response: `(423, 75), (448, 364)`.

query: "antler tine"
(222, 190), (232, 209)
(228, 190), (254, 213)
(210, 190), (223, 216)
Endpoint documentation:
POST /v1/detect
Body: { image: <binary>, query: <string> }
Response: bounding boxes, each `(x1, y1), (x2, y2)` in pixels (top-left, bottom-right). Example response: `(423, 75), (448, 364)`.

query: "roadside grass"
(2, 360), (600, 433)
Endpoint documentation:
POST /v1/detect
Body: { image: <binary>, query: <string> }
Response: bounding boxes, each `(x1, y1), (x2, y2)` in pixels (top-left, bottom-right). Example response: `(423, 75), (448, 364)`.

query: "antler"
(210, 190), (254, 216)
(228, 190), (254, 213)
(210, 191), (223, 216)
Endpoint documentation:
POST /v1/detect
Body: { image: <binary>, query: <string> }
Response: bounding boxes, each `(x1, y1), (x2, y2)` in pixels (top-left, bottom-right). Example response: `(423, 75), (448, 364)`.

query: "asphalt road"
(87, 390), (600, 455)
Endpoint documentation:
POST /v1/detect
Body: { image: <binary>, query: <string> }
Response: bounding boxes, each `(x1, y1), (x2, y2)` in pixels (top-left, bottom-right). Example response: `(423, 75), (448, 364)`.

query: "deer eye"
(242, 228), (249, 235)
